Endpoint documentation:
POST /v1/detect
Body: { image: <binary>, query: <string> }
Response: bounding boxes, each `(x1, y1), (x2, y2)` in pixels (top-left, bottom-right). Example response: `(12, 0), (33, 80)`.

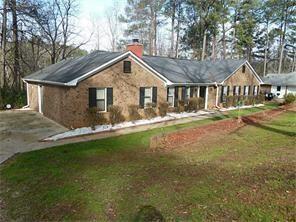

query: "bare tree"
(105, 2), (120, 52)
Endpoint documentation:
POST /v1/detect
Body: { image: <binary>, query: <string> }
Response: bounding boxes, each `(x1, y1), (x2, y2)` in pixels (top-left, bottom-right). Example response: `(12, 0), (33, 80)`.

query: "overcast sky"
(74, 0), (127, 52)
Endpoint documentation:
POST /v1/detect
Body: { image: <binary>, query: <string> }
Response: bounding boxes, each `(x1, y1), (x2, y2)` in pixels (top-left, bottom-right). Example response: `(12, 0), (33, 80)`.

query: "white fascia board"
(23, 78), (69, 86)
(221, 61), (263, 85)
(167, 82), (219, 86)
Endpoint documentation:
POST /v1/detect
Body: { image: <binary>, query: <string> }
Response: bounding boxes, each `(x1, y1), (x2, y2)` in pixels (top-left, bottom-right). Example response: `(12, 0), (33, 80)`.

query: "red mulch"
(150, 107), (288, 150)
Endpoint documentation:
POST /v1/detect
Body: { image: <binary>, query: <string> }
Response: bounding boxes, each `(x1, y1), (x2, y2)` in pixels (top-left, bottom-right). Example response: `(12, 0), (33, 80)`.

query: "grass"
(1, 103), (295, 221)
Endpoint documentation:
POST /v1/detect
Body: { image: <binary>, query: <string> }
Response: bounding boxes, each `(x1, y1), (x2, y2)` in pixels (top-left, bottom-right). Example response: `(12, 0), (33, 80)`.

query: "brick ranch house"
(23, 40), (263, 128)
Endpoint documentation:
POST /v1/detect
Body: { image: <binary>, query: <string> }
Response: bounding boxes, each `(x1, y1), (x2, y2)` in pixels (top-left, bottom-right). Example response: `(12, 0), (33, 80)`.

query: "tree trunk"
(11, 0), (21, 90)
(153, 12), (157, 55)
(263, 21), (269, 76)
(222, 22), (226, 59)
(211, 34), (216, 60)
(278, 1), (288, 74)
(1, 0), (8, 89)
(170, 0), (176, 57)
(201, 30), (207, 61)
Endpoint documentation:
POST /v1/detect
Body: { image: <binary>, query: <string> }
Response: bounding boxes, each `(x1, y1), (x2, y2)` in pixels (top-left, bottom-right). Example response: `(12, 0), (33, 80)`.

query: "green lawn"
(1, 103), (295, 221)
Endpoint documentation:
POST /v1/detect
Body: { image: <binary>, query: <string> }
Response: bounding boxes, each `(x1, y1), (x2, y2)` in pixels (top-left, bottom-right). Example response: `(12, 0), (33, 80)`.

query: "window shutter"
(238, 86), (241, 95)
(233, 86), (236, 95)
(181, 87), (186, 101)
(190, 86), (194, 97)
(174, 86), (179, 107)
(107, 88), (113, 110)
(139, 87), (145, 108)
(152, 87), (157, 107)
(227, 86), (230, 96)
(89, 88), (96, 108)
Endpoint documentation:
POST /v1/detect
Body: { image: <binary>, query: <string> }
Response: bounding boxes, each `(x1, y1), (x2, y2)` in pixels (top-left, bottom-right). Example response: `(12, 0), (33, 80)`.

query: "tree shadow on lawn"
(241, 115), (296, 137)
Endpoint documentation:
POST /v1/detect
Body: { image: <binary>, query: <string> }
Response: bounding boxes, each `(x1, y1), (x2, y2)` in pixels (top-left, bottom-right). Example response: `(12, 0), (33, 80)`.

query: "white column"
(26, 82), (30, 106)
(215, 86), (219, 107)
(38, 85), (43, 114)
(197, 86), (200, 97)
(205, 86), (209, 109)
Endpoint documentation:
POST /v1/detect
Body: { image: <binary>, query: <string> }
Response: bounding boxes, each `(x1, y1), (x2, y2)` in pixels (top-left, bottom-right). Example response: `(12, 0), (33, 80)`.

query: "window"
(242, 65), (246, 73)
(167, 87), (175, 106)
(233, 86), (240, 96)
(186, 87), (190, 100)
(243, 85), (250, 96)
(277, 86), (281, 91)
(221, 86), (228, 102)
(123, 61), (131, 73)
(144, 87), (152, 106)
(253, 85), (258, 95)
(96, 88), (106, 111)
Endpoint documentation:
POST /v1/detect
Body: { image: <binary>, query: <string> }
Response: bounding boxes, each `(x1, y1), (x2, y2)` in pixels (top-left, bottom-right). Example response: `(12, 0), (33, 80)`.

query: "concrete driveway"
(0, 110), (67, 164)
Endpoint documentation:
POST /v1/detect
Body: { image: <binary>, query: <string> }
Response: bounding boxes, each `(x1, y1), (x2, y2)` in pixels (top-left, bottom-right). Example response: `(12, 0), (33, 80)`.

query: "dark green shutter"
(139, 87), (145, 108)
(152, 87), (157, 107)
(174, 86), (179, 107)
(238, 86), (241, 95)
(227, 86), (230, 96)
(107, 88), (113, 110)
(89, 88), (96, 108)
(190, 86), (194, 97)
(181, 87), (186, 101)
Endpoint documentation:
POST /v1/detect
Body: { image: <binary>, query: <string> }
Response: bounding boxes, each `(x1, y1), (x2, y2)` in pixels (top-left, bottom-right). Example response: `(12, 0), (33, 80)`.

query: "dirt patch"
(150, 107), (289, 150)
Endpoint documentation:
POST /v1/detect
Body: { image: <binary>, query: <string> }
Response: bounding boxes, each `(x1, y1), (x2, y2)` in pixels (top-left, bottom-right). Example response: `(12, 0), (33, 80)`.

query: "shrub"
(177, 100), (186, 112)
(158, 102), (169, 117)
(87, 107), (107, 130)
(0, 87), (26, 110)
(187, 98), (198, 112)
(144, 103), (157, 119)
(128, 105), (142, 121)
(109, 105), (125, 125)
(225, 96), (235, 107)
(284, 93), (296, 104)
(197, 97), (205, 109)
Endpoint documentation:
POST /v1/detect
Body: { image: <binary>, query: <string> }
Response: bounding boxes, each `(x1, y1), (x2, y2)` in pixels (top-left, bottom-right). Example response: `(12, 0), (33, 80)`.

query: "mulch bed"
(150, 106), (290, 150)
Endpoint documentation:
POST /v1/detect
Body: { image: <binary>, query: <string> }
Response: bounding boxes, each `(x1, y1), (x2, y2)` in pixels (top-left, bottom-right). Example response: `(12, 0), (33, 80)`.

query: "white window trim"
(167, 87), (175, 107)
(96, 88), (107, 112)
(144, 87), (153, 108)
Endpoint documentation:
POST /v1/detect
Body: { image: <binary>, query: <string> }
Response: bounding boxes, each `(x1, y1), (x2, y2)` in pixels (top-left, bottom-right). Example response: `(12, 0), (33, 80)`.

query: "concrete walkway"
(0, 110), (218, 164)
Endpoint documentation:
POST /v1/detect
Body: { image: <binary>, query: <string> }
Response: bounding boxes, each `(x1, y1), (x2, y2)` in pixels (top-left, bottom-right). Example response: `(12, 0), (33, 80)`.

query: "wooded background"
(0, 0), (295, 106)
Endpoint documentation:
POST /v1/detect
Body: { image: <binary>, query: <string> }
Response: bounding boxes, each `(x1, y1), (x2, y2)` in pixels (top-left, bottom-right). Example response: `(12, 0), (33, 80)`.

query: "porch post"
(197, 86), (200, 97)
(26, 82), (30, 106)
(215, 86), (219, 107)
(38, 85), (43, 114)
(205, 86), (209, 109)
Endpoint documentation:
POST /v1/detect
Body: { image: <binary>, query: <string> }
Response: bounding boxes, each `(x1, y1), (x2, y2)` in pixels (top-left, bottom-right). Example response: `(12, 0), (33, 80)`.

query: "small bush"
(87, 107), (107, 130)
(177, 100), (186, 112)
(225, 96), (235, 107)
(128, 105), (142, 121)
(158, 102), (169, 117)
(0, 87), (26, 110)
(144, 103), (157, 119)
(109, 105), (125, 125)
(187, 98), (199, 112)
(284, 93), (296, 104)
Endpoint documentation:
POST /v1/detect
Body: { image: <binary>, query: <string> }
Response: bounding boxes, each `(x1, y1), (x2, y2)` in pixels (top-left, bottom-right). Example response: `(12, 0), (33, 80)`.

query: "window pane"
(168, 87), (174, 96)
(168, 96), (173, 106)
(144, 88), (152, 97)
(96, 89), (105, 100)
(124, 61), (131, 73)
(97, 100), (105, 111)
(144, 97), (152, 105)
(223, 86), (228, 95)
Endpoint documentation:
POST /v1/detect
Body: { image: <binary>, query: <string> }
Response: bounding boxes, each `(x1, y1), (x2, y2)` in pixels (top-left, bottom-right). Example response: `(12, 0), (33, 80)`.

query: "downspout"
(215, 82), (220, 109)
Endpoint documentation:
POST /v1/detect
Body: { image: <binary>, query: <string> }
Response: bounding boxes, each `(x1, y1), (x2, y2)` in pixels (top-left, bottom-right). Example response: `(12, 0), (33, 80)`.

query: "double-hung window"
(243, 85), (250, 96)
(233, 86), (240, 96)
(123, 61), (131, 73)
(167, 87), (175, 106)
(253, 85), (258, 95)
(96, 88), (106, 111)
(144, 87), (152, 106)
(221, 86), (228, 102)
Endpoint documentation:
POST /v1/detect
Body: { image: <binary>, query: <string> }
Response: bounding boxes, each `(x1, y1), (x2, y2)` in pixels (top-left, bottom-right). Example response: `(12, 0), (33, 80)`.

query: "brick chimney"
(127, 39), (143, 58)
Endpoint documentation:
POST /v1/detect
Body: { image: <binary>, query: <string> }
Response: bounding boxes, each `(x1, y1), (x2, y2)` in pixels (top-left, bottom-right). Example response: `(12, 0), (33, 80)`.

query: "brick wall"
(217, 64), (261, 106)
(40, 56), (167, 128)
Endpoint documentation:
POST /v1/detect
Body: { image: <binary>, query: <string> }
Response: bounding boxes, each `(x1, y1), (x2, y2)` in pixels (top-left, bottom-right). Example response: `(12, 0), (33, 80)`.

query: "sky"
(74, 0), (127, 52)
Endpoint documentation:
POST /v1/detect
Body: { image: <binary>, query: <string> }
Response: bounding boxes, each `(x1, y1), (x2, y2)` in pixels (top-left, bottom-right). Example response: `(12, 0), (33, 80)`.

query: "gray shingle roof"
(262, 72), (296, 86)
(142, 56), (247, 84)
(24, 50), (249, 85)
(24, 51), (124, 84)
